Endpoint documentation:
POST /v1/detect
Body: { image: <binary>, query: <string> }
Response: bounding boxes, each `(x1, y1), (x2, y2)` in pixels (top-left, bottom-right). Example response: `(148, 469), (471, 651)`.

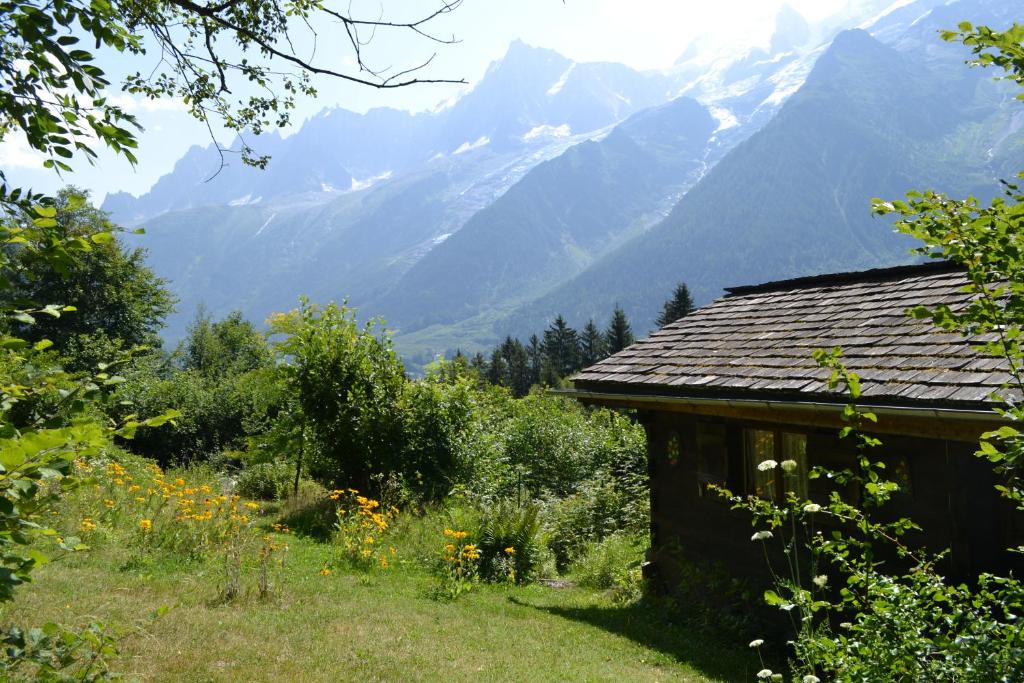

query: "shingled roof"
(572, 261), (1019, 410)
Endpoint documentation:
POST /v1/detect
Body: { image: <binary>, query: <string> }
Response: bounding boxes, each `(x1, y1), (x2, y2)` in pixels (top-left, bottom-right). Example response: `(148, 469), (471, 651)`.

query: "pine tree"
(541, 315), (581, 380)
(500, 336), (531, 397)
(604, 306), (635, 355)
(487, 347), (508, 386)
(526, 334), (543, 386)
(656, 281), (696, 328)
(580, 319), (607, 367)
(469, 351), (488, 384)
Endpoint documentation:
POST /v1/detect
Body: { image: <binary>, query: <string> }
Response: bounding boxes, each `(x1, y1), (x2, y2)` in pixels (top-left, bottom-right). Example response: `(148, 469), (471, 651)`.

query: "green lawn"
(1, 534), (757, 681)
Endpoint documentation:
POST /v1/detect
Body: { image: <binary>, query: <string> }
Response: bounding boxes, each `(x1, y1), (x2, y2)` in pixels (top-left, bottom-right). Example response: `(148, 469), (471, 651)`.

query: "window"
(744, 428), (809, 501)
(782, 432), (809, 499)
(696, 422), (728, 496)
(745, 429), (776, 499)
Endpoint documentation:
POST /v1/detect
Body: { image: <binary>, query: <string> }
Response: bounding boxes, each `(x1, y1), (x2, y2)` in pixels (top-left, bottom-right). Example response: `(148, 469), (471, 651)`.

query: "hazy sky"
(0, 0), (879, 201)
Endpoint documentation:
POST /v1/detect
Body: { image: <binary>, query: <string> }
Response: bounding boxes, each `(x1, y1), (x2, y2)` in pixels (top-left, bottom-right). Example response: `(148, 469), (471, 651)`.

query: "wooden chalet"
(569, 261), (1023, 586)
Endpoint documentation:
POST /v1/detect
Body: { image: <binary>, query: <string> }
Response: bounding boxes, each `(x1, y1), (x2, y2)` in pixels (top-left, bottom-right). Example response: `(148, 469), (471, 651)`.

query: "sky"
(0, 0), (880, 202)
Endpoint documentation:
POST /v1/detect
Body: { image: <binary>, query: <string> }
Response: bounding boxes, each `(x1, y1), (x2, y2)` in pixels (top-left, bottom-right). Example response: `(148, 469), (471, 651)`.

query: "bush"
(543, 470), (649, 572)
(573, 532), (643, 589)
(235, 461), (294, 501)
(475, 502), (543, 584)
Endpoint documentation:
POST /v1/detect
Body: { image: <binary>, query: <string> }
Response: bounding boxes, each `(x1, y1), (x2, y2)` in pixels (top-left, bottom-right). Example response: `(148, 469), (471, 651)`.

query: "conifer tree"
(541, 315), (581, 379)
(500, 336), (532, 397)
(487, 347), (508, 386)
(604, 306), (635, 355)
(656, 281), (696, 328)
(580, 319), (607, 367)
(526, 334), (543, 386)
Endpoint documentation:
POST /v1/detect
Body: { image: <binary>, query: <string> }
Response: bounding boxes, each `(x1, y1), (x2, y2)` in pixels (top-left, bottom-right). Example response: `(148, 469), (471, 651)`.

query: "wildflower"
(445, 544), (456, 553)
(379, 557), (389, 569)
(751, 530), (773, 542)
(802, 676), (821, 683)
(812, 575), (828, 588)
(365, 535), (375, 544)
(389, 546), (396, 556)
(320, 567), (332, 576)
(505, 547), (515, 554)
(244, 502), (260, 510)
(803, 503), (822, 513)
(80, 518), (97, 533)
(103, 499), (115, 509)
(757, 670), (773, 680)
(361, 549), (372, 558)
(113, 478), (124, 486)
(757, 460), (778, 471)
(749, 639), (764, 648)
(135, 496), (146, 503)
(780, 459), (797, 473)
(174, 478), (185, 487)
(128, 484), (141, 492)
(139, 519), (153, 533)
(444, 528), (455, 537)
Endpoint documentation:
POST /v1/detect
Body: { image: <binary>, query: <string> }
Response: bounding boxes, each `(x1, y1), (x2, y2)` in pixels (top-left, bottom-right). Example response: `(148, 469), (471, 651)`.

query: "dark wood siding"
(642, 411), (1024, 591)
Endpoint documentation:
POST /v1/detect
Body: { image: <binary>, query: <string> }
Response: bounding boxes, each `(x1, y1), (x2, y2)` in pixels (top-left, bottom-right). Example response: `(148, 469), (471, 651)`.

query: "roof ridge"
(724, 260), (962, 297)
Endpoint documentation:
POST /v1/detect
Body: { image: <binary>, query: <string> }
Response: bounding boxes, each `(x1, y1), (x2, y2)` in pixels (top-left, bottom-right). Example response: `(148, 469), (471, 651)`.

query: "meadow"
(0, 455), (756, 682)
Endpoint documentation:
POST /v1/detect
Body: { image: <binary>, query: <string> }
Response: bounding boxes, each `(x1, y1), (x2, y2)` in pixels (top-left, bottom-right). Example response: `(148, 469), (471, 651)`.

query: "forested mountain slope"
(504, 24), (1024, 338)
(374, 96), (719, 333)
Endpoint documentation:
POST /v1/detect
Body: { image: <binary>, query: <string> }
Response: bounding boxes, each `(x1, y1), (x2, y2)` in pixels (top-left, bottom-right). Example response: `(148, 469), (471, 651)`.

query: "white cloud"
(0, 136), (46, 170)
(107, 93), (188, 113)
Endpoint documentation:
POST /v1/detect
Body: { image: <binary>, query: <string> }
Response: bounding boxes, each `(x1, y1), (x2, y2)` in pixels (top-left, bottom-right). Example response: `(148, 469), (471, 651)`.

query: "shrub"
(543, 470), (649, 572)
(475, 502), (543, 584)
(571, 533), (646, 592)
(235, 461), (294, 501)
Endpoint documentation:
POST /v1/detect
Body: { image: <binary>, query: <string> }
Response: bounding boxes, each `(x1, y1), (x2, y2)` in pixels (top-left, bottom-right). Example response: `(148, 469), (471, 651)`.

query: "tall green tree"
(183, 309), (273, 378)
(500, 336), (532, 397)
(268, 300), (406, 492)
(1, 189), (175, 366)
(526, 334), (543, 386)
(655, 281), (695, 328)
(580, 319), (607, 367)
(541, 315), (581, 380)
(604, 306), (635, 355)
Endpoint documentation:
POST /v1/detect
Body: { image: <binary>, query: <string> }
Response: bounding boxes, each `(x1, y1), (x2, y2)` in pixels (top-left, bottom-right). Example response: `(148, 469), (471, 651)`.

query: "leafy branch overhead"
(0, 0), (465, 205)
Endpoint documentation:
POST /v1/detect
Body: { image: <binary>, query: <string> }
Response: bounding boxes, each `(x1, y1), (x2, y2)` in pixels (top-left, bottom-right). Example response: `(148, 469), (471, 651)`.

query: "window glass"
(744, 429), (776, 499)
(696, 423), (728, 496)
(782, 432), (809, 499)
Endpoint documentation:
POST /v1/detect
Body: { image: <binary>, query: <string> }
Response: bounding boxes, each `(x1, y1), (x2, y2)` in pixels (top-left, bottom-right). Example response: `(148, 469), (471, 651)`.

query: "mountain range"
(104, 0), (1024, 369)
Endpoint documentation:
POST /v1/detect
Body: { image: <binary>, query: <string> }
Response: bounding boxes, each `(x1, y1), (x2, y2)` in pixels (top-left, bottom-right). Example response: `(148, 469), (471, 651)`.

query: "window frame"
(743, 426), (810, 502)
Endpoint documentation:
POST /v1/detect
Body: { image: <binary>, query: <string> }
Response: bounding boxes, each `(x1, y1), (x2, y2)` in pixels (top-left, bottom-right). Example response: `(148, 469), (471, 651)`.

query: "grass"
(0, 530), (759, 682)
(0, 456), (758, 681)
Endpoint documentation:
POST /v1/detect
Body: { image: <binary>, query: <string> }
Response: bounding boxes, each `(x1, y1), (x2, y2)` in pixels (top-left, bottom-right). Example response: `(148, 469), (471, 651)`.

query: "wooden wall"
(640, 409), (1023, 592)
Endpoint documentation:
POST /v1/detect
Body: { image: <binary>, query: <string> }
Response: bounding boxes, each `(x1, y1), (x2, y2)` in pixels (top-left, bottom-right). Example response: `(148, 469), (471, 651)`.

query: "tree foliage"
(1, 189), (175, 368)
(655, 281), (695, 328)
(268, 300), (405, 491)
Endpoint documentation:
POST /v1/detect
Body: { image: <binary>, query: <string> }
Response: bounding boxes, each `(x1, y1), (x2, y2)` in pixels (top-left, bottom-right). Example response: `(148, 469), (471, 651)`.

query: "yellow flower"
(445, 543), (456, 553)
(244, 502), (260, 510)
(364, 535), (374, 544)
(361, 549), (372, 558)
(139, 519), (153, 533)
(174, 478), (185, 487)
(320, 567), (332, 576)
(505, 547), (515, 554)
(103, 499), (115, 509)
(379, 557), (389, 569)
(135, 496), (146, 503)
(128, 484), (141, 492)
